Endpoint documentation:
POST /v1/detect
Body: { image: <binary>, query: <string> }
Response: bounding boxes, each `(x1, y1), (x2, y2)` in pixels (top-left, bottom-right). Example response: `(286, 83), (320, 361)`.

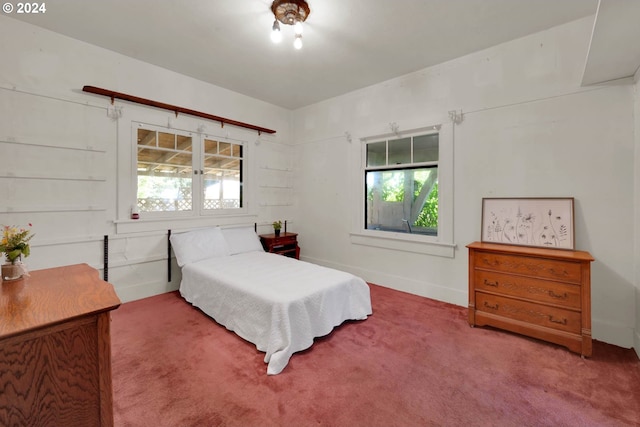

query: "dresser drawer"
(468, 242), (593, 357)
(272, 235), (297, 246)
(475, 251), (582, 283)
(474, 270), (581, 309)
(476, 293), (581, 334)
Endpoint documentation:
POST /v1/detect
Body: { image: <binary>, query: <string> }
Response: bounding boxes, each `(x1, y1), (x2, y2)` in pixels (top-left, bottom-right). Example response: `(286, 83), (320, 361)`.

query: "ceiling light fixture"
(270, 20), (282, 43)
(270, 0), (310, 49)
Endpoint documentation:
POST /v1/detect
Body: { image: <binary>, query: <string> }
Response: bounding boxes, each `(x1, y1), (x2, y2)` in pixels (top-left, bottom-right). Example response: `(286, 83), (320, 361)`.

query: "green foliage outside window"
(367, 170), (438, 229)
(414, 182), (438, 229)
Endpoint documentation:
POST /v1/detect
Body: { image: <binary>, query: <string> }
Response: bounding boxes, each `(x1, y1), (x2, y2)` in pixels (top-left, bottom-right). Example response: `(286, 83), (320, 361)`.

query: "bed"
(170, 226), (372, 375)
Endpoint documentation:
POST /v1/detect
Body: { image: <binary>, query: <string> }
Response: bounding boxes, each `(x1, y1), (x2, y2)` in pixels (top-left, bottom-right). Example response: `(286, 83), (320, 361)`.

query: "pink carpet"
(111, 284), (640, 426)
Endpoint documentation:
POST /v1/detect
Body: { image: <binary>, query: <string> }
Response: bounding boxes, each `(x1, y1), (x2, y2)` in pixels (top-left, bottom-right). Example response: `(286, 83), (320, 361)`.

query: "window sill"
(350, 231), (456, 258)
(115, 213), (257, 234)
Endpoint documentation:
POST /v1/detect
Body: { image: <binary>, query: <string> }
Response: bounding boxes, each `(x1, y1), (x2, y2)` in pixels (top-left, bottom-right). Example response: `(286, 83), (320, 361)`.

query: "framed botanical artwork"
(481, 197), (575, 250)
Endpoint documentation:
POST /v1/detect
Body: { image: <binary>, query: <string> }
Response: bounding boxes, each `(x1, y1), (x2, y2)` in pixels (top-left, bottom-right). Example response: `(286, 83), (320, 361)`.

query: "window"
(365, 132), (439, 236)
(202, 138), (243, 210)
(352, 123), (454, 257)
(137, 127), (194, 212)
(135, 123), (245, 216)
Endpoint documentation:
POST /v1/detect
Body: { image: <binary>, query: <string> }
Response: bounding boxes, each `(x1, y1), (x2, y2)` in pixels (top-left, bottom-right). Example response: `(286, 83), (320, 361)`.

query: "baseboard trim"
(301, 255), (638, 352)
(300, 255), (467, 307)
(115, 280), (179, 303)
(591, 317), (636, 349)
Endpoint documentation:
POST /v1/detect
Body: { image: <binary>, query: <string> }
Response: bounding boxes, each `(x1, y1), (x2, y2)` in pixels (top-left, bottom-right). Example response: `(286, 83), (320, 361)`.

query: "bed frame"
(102, 222), (286, 284)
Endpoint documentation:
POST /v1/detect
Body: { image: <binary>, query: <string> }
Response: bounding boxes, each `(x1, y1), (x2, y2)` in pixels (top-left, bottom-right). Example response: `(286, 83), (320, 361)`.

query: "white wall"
(293, 16), (637, 349)
(2, 14), (637, 352)
(0, 16), (294, 302)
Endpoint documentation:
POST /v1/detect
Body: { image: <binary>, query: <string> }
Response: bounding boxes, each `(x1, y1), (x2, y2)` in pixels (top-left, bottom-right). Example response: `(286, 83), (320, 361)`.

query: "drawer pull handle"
(548, 291), (568, 300)
(483, 301), (499, 310)
(548, 316), (567, 325)
(483, 279), (499, 287)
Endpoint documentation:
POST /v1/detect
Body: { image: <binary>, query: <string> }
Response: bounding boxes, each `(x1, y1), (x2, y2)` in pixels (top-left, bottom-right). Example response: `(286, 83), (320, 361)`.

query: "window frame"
(200, 136), (246, 215)
(365, 128), (440, 236)
(132, 122), (249, 220)
(115, 105), (259, 235)
(350, 123), (455, 258)
(133, 123), (197, 219)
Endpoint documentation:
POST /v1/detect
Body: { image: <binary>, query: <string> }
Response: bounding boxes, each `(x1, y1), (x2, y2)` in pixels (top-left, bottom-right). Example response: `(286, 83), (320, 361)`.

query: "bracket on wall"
(389, 122), (401, 137)
(106, 105), (122, 119)
(448, 110), (464, 124)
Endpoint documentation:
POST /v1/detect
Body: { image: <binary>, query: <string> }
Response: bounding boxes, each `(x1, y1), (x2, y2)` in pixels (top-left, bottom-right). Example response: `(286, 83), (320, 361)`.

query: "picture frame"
(481, 197), (575, 250)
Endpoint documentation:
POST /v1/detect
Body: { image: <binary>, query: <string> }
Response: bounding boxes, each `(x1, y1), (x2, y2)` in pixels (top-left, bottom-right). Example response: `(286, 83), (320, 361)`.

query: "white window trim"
(350, 122), (456, 258)
(132, 122), (201, 220)
(115, 105), (257, 234)
(132, 121), (250, 219)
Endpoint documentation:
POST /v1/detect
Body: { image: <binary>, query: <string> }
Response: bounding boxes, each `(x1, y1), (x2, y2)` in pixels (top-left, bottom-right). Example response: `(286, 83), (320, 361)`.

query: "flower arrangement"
(272, 220), (282, 231)
(0, 224), (34, 265)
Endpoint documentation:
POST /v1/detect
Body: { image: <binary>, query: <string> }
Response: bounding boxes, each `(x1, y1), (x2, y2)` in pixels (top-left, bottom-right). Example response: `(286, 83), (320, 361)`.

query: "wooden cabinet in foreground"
(0, 264), (121, 427)
(467, 241), (594, 357)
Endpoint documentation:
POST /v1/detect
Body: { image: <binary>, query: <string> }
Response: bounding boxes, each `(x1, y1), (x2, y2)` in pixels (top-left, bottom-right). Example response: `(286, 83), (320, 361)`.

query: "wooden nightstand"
(260, 232), (300, 259)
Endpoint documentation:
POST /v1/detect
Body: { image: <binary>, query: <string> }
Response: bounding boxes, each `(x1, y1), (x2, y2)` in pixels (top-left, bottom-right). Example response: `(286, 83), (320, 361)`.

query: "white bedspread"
(179, 251), (372, 375)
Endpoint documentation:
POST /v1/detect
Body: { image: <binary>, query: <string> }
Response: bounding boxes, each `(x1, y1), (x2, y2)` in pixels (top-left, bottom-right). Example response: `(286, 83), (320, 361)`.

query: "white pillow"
(221, 227), (264, 255)
(170, 227), (230, 266)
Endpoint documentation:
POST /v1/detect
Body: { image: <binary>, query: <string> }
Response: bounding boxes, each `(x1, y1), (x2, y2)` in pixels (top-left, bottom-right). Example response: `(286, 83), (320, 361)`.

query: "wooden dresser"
(467, 241), (594, 356)
(259, 232), (300, 259)
(0, 264), (121, 427)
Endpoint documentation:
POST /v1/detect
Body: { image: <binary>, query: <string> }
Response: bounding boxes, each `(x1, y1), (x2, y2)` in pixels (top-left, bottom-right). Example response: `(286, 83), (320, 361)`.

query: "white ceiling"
(9, 0), (604, 109)
(581, 0), (640, 85)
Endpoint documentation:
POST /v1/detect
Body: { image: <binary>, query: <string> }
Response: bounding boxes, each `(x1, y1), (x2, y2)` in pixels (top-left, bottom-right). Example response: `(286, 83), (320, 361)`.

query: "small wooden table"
(259, 232), (300, 259)
(0, 264), (121, 427)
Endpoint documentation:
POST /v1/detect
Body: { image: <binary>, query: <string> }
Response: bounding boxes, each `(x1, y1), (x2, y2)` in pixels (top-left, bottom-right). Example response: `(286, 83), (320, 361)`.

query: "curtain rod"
(82, 85), (276, 135)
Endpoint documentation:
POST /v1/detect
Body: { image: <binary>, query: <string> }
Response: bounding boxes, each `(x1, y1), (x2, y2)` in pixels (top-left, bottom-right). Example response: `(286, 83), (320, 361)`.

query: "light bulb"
(294, 35), (303, 50)
(294, 21), (303, 35)
(270, 20), (282, 43)
(271, 30), (282, 43)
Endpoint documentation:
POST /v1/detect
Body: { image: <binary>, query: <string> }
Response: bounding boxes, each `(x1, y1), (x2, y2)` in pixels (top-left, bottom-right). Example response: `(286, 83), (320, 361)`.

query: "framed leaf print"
(481, 197), (575, 250)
